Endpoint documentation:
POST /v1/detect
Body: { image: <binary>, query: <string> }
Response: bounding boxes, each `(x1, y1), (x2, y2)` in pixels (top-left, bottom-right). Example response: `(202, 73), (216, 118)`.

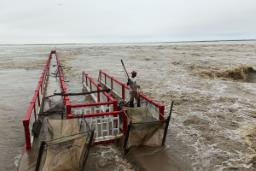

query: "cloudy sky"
(0, 0), (256, 44)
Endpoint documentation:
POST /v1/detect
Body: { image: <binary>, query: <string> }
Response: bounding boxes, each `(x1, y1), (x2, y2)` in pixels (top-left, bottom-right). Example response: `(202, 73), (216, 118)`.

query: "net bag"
(123, 107), (170, 151)
(36, 119), (94, 171)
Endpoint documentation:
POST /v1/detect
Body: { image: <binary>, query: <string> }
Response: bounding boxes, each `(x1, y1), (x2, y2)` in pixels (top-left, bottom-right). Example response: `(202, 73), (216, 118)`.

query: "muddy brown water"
(0, 42), (256, 171)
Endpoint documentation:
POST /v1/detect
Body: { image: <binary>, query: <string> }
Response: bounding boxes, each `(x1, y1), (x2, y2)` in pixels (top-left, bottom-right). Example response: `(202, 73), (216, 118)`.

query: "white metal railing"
(80, 115), (121, 142)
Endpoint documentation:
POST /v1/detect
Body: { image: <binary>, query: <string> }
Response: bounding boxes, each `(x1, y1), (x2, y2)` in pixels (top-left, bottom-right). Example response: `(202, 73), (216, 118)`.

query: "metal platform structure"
(19, 50), (172, 171)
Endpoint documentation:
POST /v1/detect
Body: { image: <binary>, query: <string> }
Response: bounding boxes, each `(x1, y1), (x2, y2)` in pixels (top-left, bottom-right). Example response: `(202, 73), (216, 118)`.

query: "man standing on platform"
(127, 71), (140, 107)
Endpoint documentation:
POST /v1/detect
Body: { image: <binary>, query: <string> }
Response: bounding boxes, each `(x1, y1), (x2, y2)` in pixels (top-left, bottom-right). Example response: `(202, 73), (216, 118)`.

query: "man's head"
(131, 71), (137, 78)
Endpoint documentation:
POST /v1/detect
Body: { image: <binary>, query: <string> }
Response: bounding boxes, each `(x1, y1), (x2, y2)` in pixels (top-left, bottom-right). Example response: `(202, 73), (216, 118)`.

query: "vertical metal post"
(99, 70), (102, 82)
(35, 141), (46, 171)
(97, 87), (100, 102)
(37, 90), (40, 106)
(23, 120), (31, 150)
(86, 76), (88, 86)
(113, 100), (118, 111)
(33, 105), (37, 120)
(80, 131), (94, 171)
(123, 122), (132, 154)
(162, 101), (174, 146)
(137, 93), (141, 107)
(111, 78), (113, 89)
(159, 105), (165, 120)
(122, 84), (125, 100)
(66, 103), (71, 118)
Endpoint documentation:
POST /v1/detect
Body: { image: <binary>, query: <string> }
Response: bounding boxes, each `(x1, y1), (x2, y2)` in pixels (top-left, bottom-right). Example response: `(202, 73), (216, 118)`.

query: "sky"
(0, 0), (256, 44)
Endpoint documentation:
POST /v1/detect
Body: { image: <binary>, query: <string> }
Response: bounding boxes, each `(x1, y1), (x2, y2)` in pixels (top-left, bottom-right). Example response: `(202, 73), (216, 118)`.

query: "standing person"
(127, 71), (140, 107)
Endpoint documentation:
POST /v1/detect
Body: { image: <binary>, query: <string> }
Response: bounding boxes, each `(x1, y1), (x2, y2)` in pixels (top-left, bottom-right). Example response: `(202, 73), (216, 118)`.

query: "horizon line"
(0, 38), (256, 46)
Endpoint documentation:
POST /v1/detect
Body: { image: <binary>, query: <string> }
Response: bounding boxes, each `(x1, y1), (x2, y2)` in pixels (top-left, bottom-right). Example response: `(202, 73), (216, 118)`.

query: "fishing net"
(126, 107), (157, 122)
(46, 119), (80, 139)
(36, 119), (93, 171)
(124, 107), (168, 150)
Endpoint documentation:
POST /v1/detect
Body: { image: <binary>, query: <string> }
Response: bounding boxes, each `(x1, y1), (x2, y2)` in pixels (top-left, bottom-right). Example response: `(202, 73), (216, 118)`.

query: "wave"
(196, 65), (256, 82)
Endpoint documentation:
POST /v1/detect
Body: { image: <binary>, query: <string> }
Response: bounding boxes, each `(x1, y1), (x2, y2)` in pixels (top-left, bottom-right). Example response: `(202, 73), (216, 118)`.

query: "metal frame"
(22, 51), (53, 150)
(98, 70), (165, 120)
(23, 51), (166, 150)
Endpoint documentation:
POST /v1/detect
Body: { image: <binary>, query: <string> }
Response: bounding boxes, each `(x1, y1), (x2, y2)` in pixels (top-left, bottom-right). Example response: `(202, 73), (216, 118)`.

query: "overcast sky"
(0, 0), (256, 44)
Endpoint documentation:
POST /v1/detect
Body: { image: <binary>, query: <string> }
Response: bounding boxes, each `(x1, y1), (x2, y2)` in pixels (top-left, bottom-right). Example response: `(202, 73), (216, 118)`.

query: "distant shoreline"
(0, 39), (256, 46)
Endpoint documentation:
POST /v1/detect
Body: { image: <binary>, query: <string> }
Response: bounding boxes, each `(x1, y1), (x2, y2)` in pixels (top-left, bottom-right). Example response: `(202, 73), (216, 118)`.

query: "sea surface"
(0, 41), (256, 171)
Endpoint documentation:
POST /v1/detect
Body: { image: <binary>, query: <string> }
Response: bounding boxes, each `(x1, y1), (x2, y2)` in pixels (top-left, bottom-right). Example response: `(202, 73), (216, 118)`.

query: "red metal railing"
(23, 51), (129, 149)
(52, 57), (127, 137)
(82, 72), (118, 109)
(23, 51), (53, 150)
(99, 70), (165, 120)
(68, 73), (128, 141)
(99, 70), (128, 100)
(64, 72), (118, 119)
(82, 72), (101, 102)
(55, 52), (71, 115)
(78, 72), (128, 135)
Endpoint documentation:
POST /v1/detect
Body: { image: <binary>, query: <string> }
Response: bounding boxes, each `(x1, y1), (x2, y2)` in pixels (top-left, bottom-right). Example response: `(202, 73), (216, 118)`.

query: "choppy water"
(0, 42), (256, 170)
